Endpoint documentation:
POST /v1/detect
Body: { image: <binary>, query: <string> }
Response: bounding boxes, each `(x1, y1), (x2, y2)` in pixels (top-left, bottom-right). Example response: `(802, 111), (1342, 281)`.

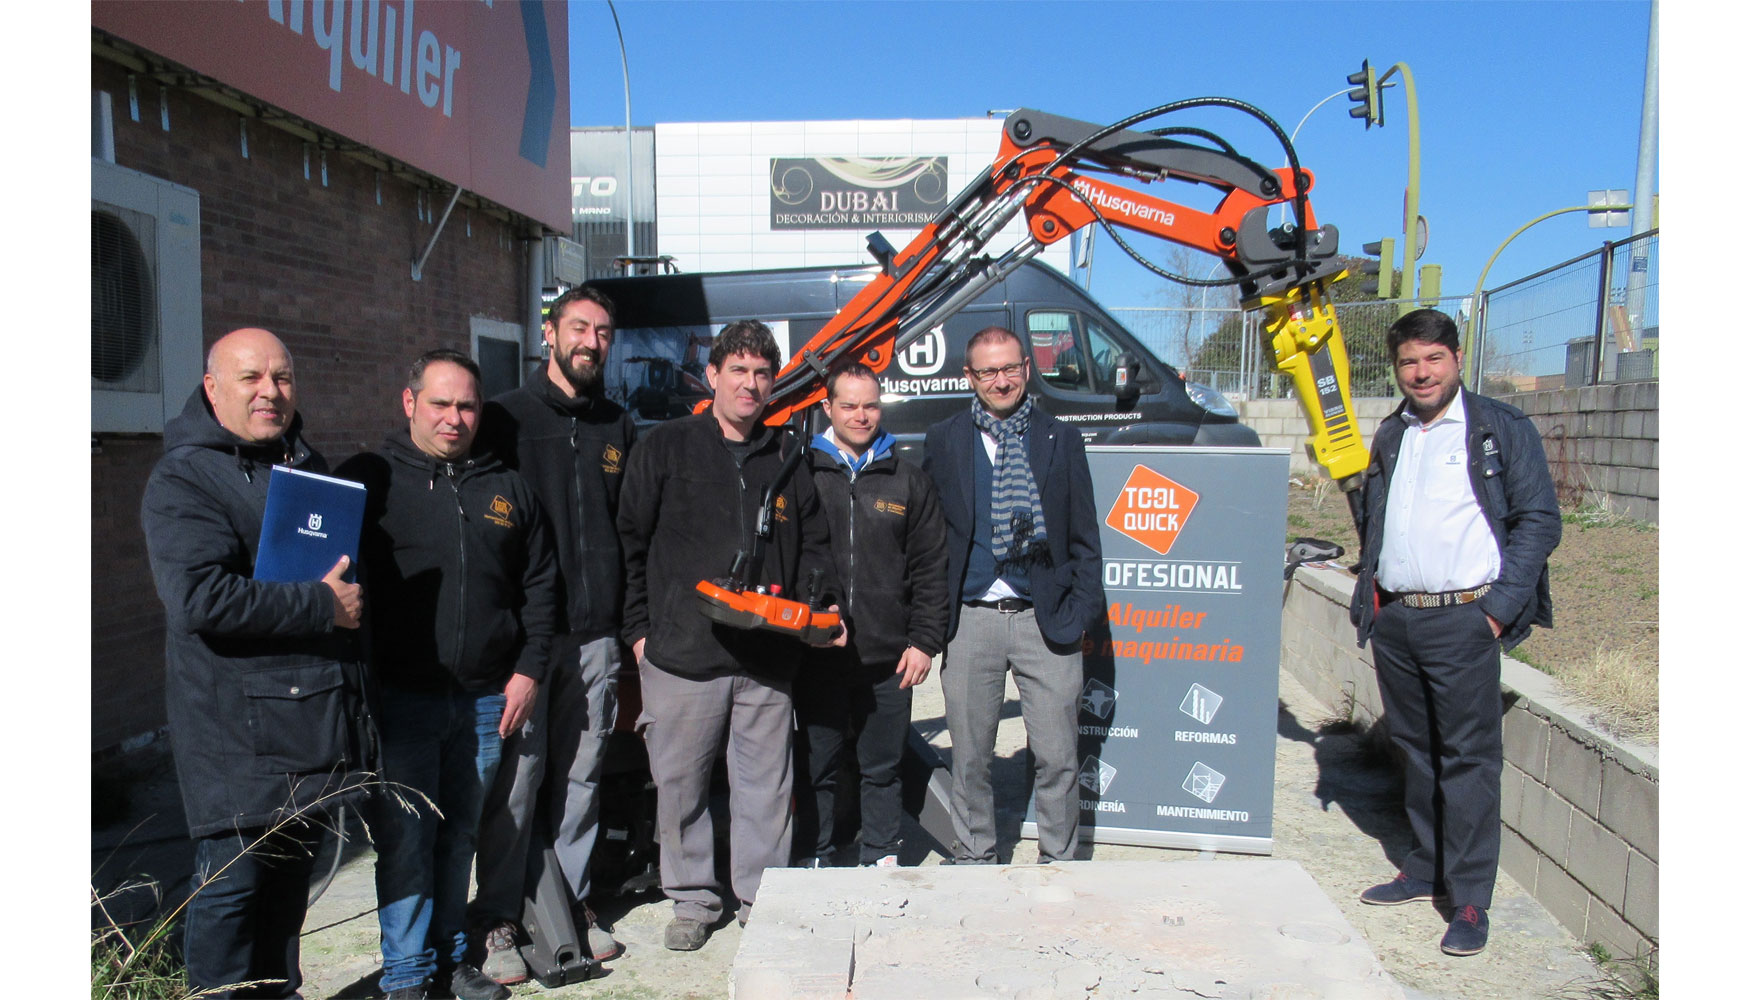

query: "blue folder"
(255, 465), (368, 583)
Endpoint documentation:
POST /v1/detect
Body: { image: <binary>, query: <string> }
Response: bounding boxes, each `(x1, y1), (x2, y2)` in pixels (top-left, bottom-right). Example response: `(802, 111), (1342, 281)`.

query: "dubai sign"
(770, 156), (950, 230)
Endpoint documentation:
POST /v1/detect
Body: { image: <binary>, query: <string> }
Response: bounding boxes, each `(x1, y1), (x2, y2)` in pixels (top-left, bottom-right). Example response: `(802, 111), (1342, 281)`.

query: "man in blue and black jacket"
(795, 362), (949, 868)
(142, 327), (374, 1000)
(1349, 309), (1561, 958)
(338, 349), (557, 1000)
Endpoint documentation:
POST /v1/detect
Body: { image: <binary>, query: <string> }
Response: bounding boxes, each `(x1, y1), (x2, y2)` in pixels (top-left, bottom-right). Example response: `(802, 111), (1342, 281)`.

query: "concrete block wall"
(1499, 383), (1659, 524)
(1237, 382), (1658, 523)
(1281, 566), (1658, 959)
(1233, 397), (1401, 477)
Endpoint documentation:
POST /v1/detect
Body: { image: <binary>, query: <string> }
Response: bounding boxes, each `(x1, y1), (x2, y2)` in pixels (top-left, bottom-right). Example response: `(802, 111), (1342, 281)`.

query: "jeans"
(372, 686), (507, 992)
(793, 655), (912, 863)
(182, 820), (326, 999)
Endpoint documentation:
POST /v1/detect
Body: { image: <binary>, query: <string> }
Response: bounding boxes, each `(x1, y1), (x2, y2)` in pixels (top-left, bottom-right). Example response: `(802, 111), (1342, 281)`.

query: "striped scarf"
(971, 395), (1048, 563)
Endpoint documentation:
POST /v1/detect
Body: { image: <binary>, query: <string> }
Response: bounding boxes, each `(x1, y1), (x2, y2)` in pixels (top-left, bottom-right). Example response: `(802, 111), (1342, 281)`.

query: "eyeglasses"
(967, 362), (1026, 383)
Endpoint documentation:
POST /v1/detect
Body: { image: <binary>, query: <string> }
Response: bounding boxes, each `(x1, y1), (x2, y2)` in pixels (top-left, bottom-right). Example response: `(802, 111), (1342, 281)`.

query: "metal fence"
(1113, 297), (1465, 401)
(1473, 230), (1658, 390)
(1107, 230), (1658, 401)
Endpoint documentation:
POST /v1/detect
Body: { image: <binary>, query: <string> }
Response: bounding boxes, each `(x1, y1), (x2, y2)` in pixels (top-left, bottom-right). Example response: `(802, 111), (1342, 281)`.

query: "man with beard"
(922, 326), (1103, 866)
(469, 286), (636, 982)
(1349, 309), (1560, 957)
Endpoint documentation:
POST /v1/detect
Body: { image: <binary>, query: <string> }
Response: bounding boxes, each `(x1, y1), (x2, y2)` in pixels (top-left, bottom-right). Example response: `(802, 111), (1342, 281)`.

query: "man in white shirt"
(1349, 309), (1561, 957)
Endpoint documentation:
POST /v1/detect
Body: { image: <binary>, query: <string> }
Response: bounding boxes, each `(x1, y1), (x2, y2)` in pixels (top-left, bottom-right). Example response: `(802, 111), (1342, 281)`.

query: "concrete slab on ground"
(734, 860), (1405, 999)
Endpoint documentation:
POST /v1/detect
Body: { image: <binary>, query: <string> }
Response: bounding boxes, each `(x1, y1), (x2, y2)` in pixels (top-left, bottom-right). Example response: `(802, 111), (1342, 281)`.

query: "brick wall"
(92, 58), (535, 753)
(1281, 566), (1658, 959)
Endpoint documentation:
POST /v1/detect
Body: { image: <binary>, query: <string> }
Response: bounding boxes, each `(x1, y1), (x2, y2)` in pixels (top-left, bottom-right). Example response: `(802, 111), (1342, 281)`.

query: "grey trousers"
(637, 659), (793, 925)
(941, 605), (1083, 862)
(471, 636), (620, 923)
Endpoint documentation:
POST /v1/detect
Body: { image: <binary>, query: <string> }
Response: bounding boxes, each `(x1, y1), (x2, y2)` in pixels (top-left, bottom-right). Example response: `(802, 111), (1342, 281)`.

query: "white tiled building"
(640, 118), (1075, 275)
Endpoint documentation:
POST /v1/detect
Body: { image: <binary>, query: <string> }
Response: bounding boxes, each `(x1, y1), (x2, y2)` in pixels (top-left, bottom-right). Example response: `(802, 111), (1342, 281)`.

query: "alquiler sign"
(1022, 446), (1290, 854)
(93, 0), (571, 233)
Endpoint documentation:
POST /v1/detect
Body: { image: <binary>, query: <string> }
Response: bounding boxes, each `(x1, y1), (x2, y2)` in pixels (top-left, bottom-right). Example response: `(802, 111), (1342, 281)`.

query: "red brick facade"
(92, 56), (538, 752)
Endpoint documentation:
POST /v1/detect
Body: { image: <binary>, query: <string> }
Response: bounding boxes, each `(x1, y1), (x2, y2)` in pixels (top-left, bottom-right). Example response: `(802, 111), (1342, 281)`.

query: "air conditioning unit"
(92, 159), (202, 433)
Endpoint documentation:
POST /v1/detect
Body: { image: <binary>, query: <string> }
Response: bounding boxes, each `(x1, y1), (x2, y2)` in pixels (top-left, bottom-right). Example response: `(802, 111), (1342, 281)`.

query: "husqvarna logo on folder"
(307, 513), (323, 533)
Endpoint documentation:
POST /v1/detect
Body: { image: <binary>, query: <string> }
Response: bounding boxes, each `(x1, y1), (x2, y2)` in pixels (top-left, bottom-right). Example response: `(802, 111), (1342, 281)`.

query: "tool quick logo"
(895, 326), (947, 376)
(1182, 762), (1226, 804)
(1078, 756), (1118, 796)
(1079, 679), (1117, 720)
(1179, 683), (1222, 725)
(1105, 466), (1198, 555)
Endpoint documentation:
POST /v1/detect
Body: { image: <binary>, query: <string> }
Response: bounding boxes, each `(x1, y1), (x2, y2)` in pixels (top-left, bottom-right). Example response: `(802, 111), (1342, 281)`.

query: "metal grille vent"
(92, 205), (159, 390)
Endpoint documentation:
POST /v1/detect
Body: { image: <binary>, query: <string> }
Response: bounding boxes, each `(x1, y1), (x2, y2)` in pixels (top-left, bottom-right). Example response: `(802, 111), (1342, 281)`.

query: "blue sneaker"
(1359, 872), (1444, 905)
(1440, 905), (1489, 956)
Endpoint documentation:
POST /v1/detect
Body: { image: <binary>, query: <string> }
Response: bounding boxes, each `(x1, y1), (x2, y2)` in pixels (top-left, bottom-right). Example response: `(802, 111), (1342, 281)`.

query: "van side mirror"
(1112, 352), (1141, 403)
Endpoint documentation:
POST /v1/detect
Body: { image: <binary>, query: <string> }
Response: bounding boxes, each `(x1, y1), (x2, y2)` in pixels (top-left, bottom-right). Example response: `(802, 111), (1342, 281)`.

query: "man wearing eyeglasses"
(922, 326), (1104, 865)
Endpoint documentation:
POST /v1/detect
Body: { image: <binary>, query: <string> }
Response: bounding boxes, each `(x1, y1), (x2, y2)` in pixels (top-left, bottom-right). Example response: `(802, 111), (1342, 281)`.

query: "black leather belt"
(1380, 584), (1491, 609)
(965, 598), (1032, 613)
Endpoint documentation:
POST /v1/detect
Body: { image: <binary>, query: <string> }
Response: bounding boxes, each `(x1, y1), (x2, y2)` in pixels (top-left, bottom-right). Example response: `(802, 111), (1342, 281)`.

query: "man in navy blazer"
(923, 325), (1104, 864)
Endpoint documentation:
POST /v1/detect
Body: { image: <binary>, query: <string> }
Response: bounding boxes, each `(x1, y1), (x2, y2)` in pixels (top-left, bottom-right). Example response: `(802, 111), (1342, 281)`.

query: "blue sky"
(565, 0), (1655, 311)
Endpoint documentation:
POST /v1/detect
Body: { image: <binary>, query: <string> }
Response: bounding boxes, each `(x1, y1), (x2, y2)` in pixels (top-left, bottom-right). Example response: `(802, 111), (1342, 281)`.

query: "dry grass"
(1550, 642), (1659, 745)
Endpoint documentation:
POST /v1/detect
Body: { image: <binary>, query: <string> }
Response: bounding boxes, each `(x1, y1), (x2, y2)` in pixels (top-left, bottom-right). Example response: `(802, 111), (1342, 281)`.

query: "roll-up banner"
(1022, 446), (1291, 854)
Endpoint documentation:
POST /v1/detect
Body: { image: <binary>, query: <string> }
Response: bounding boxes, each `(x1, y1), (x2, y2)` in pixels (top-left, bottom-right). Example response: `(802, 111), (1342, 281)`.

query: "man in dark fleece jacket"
(469, 285), (636, 979)
(795, 362), (948, 868)
(617, 320), (843, 952)
(142, 327), (373, 1000)
(337, 350), (557, 1000)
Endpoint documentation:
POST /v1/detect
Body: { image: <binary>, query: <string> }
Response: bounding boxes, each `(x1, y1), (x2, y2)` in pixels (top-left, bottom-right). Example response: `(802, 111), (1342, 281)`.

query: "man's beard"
(557, 348), (602, 392)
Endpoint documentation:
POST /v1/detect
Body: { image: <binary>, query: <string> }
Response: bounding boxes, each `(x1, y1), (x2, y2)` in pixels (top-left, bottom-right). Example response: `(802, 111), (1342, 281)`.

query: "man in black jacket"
(795, 362), (948, 868)
(923, 326), (1104, 866)
(468, 286), (635, 980)
(142, 327), (372, 1000)
(617, 321), (843, 951)
(338, 350), (558, 1000)
(1349, 309), (1560, 957)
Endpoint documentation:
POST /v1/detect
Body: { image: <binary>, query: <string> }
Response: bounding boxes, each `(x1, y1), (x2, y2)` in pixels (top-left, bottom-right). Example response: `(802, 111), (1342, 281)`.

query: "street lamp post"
(1375, 62), (1420, 312)
(607, 0), (634, 263)
(1463, 201), (1632, 387)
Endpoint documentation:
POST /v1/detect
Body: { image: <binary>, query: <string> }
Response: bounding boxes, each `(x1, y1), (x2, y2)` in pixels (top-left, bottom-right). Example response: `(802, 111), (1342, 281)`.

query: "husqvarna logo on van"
(895, 326), (947, 376)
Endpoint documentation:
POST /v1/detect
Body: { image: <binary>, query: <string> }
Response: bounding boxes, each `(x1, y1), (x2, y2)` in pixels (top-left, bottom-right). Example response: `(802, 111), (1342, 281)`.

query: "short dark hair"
(825, 361), (879, 400)
(406, 348), (481, 395)
(965, 325), (1027, 359)
(709, 319), (781, 371)
(546, 284), (616, 327)
(1385, 308), (1461, 359)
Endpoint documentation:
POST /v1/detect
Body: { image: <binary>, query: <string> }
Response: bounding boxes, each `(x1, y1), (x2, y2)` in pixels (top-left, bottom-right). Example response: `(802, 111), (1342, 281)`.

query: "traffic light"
(1346, 60), (1383, 129)
(1418, 263), (1442, 306)
(1360, 238), (1395, 299)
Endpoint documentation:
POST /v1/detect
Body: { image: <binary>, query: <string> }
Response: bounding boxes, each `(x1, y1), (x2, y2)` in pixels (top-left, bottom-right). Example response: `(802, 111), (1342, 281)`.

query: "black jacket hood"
(163, 386), (312, 470)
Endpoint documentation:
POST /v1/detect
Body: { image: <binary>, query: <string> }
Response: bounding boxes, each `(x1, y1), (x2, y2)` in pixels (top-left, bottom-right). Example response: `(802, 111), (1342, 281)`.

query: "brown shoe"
(476, 921), (528, 985)
(576, 905), (623, 962)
